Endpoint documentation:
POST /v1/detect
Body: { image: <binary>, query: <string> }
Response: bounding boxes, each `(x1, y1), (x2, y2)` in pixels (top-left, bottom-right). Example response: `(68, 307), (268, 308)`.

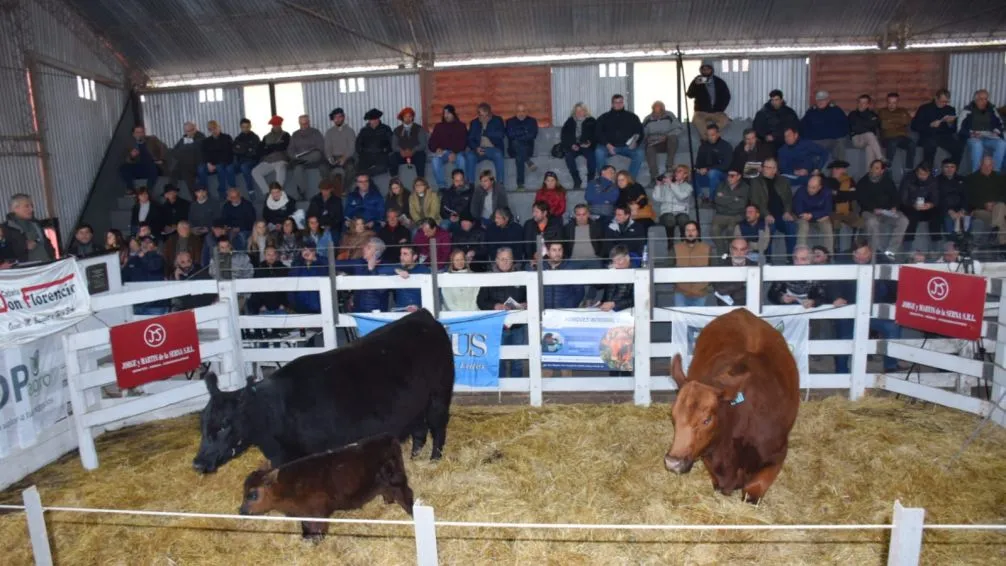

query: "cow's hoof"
(742, 491), (762, 505)
(719, 488), (734, 497)
(302, 534), (325, 544)
(429, 450), (443, 461)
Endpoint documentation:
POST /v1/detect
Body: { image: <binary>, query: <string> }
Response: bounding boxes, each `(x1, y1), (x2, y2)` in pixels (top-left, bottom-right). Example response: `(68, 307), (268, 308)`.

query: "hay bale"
(1, 396), (1005, 565)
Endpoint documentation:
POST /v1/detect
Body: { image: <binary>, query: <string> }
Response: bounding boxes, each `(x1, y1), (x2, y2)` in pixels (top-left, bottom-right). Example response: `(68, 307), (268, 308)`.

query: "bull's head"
(664, 354), (747, 475)
(192, 373), (253, 474)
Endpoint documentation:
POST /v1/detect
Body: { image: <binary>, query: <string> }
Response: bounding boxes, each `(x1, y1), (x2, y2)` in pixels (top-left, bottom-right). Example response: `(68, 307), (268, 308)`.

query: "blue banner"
(350, 311), (508, 388)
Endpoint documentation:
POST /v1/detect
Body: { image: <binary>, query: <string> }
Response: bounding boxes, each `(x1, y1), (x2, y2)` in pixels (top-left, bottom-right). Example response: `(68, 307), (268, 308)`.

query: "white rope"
(3, 503), (1006, 532)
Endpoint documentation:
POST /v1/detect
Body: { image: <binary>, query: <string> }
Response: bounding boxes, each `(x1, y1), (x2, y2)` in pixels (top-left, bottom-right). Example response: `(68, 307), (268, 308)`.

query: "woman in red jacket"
(534, 171), (568, 218)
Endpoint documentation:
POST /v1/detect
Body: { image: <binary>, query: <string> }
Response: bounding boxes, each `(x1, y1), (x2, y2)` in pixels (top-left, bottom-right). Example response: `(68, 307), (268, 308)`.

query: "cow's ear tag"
(730, 391), (745, 406)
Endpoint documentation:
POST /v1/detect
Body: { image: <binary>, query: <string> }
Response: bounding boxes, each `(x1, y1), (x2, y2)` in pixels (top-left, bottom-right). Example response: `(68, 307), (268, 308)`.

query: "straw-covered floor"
(2, 395), (1005, 565)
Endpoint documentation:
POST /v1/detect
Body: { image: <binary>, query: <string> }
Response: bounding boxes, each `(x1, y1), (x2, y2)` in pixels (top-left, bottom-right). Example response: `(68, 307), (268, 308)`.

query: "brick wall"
(427, 65), (553, 128)
(809, 52), (949, 110)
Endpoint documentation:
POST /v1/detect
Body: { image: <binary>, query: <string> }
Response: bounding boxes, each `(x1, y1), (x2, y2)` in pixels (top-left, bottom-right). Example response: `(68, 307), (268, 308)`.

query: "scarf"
(266, 192), (290, 211)
(575, 118), (584, 139)
(7, 215), (48, 262)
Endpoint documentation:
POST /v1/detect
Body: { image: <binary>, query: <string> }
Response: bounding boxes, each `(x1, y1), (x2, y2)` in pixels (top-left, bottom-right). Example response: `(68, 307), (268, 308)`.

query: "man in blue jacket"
(801, 91), (849, 162)
(958, 89), (1006, 173)
(778, 127), (830, 190)
(386, 245), (430, 312)
(343, 173), (385, 229)
(506, 104), (539, 190)
(467, 102), (507, 187)
(219, 187), (255, 250)
(288, 242), (329, 314)
(535, 241), (584, 309)
(793, 175), (834, 253)
(585, 165), (619, 222)
(911, 89), (963, 167)
(593, 94), (645, 179)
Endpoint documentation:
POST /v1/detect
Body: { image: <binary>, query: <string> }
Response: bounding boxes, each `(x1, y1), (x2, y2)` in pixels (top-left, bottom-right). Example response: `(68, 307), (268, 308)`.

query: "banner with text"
(541, 309), (635, 371)
(0, 259), (92, 348)
(0, 334), (69, 458)
(110, 311), (202, 389)
(351, 311), (508, 388)
(669, 308), (809, 377)
(895, 266), (986, 341)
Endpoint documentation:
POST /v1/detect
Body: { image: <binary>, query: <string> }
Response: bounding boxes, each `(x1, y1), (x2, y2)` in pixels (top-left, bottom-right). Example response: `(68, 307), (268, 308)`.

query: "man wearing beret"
(356, 108), (394, 176)
(251, 115), (290, 196)
(324, 107), (356, 183)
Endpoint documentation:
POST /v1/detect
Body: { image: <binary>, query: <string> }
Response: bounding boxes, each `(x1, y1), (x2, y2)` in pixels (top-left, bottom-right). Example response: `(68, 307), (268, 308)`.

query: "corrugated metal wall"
(36, 65), (126, 239)
(141, 88), (244, 143)
(551, 64), (630, 125)
(719, 58), (809, 120)
(949, 51), (1006, 107)
(0, 156), (46, 217)
(0, 19), (33, 136)
(303, 73), (422, 130)
(27, 1), (122, 81)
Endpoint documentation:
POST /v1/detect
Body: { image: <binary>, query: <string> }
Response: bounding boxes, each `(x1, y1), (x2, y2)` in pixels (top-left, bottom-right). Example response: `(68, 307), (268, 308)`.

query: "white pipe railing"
(7, 487), (1005, 566)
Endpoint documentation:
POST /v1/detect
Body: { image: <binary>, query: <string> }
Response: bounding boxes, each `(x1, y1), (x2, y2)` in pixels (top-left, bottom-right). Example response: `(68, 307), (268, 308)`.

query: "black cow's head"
(192, 373), (252, 474)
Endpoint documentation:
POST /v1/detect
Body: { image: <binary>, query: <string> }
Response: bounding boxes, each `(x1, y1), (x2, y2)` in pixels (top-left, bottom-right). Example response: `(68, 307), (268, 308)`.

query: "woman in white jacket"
(440, 249), (480, 311)
(652, 164), (694, 239)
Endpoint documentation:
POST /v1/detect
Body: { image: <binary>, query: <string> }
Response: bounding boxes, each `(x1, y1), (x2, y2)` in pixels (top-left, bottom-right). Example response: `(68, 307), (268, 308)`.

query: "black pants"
(920, 133), (962, 167)
(902, 206), (942, 244)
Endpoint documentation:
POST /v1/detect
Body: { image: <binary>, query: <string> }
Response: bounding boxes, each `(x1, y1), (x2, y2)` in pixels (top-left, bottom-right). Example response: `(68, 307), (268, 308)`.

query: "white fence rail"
(6, 487), (1005, 566)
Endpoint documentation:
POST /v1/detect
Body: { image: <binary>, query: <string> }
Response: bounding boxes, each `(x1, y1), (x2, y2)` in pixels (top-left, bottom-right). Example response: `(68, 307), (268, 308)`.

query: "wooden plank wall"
(810, 52), (950, 110)
(427, 65), (553, 128)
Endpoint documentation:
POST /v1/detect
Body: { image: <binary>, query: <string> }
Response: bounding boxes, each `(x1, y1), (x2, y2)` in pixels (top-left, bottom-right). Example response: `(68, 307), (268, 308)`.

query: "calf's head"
(192, 373), (252, 474)
(664, 354), (747, 475)
(239, 464), (279, 515)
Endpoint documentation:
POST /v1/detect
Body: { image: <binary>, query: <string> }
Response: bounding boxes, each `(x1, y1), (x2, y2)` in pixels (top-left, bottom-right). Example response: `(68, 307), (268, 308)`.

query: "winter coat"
(522, 216), (564, 259)
(409, 190), (442, 225)
(440, 186), (474, 220)
(485, 221), (526, 263)
(713, 181), (751, 217)
(202, 133), (234, 164)
(3, 215), (55, 263)
(505, 116), (538, 155)
(642, 111), (683, 143)
(731, 140), (775, 174)
(560, 117), (597, 150)
(777, 139), (829, 174)
(209, 252), (254, 280)
(753, 102), (800, 141)
(966, 171), (1006, 210)
(262, 195), (297, 228)
(937, 174), (968, 213)
(653, 181), (693, 217)
(388, 263), (431, 309)
(344, 188), (386, 226)
(601, 280), (634, 311)
(602, 218), (644, 256)
(847, 109), (881, 137)
(595, 108), (644, 148)
(441, 268), (480, 311)
(219, 198), (256, 232)
(428, 120), (468, 153)
(800, 104), (848, 140)
(451, 225), (487, 267)
(307, 193), (344, 232)
(413, 227), (452, 271)
(173, 132), (207, 164)
(161, 197), (190, 229)
(385, 189), (410, 220)
(355, 123), (394, 170)
(340, 258), (389, 313)
(695, 138), (733, 171)
(259, 130), (290, 162)
(469, 185), (509, 221)
(377, 223), (411, 248)
(125, 135), (168, 164)
(251, 261), (290, 311)
(536, 260), (584, 309)
(856, 174), (900, 211)
(233, 132), (261, 162)
(476, 267), (526, 309)
(792, 186), (833, 221)
(899, 173), (939, 208)
(585, 177), (619, 216)
(561, 220), (604, 259)
(130, 201), (166, 235)
(767, 279), (827, 306)
(685, 74), (731, 113)
(959, 102), (1005, 139)
(748, 175), (794, 218)
(911, 101), (958, 139)
(878, 107), (913, 139)
(534, 188), (568, 218)
(467, 116), (506, 151)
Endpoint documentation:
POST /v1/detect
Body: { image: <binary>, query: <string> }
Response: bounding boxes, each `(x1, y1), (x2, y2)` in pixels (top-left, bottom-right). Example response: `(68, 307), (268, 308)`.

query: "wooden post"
(887, 500), (925, 566)
(23, 486), (53, 566)
(413, 501), (439, 566)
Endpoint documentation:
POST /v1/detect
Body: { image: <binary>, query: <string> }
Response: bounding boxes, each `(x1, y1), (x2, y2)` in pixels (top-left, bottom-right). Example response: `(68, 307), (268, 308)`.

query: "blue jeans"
(835, 318), (901, 373)
(198, 163), (237, 197)
(119, 162), (159, 192)
(230, 160), (257, 197)
(693, 169), (725, 200)
(673, 293), (707, 307)
(595, 145), (644, 179)
(467, 147), (505, 186)
(509, 141), (534, 187)
(769, 218), (797, 259)
(966, 137), (1006, 172)
(943, 213), (972, 235)
(501, 324), (526, 377)
(564, 147), (597, 187)
(431, 151), (468, 188)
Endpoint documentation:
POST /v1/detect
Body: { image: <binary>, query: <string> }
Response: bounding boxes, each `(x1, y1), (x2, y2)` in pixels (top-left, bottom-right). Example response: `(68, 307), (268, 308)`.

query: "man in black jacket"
(452, 211), (487, 269)
(753, 90), (800, 149)
(593, 94), (645, 179)
(306, 179), (343, 233)
(440, 169), (473, 231)
(198, 120), (236, 198)
(560, 104), (597, 189)
(160, 185), (190, 236)
(937, 159), (971, 239)
(356, 108), (394, 176)
(602, 205), (644, 257)
(857, 159), (909, 255)
(694, 124), (733, 200)
(4, 194), (55, 263)
(686, 60), (732, 141)
(246, 245), (289, 315)
(476, 246), (527, 377)
(230, 118), (261, 199)
(848, 95), (884, 166)
(522, 201), (563, 261)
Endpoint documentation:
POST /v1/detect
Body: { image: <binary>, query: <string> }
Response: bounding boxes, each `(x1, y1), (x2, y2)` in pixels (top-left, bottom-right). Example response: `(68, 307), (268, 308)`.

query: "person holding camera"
(685, 60), (732, 141)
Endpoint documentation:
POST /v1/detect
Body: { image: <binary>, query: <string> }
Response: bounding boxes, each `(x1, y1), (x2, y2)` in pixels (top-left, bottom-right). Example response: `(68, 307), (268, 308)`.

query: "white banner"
(0, 259), (91, 347)
(0, 334), (69, 457)
(542, 309), (636, 371)
(669, 308), (809, 377)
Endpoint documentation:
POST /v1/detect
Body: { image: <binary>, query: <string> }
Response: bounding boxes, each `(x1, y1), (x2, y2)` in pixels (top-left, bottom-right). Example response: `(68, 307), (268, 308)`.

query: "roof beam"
(277, 0), (416, 62)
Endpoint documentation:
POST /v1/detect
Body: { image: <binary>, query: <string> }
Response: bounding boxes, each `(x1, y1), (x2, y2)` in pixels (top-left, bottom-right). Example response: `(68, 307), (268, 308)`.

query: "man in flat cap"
(356, 108), (393, 176)
(325, 107), (356, 183)
(390, 107), (428, 179)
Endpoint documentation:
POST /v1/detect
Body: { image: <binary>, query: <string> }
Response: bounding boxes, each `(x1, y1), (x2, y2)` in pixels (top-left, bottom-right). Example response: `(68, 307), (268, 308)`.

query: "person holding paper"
(477, 247), (527, 377)
(912, 89), (962, 166)
(594, 94), (644, 180)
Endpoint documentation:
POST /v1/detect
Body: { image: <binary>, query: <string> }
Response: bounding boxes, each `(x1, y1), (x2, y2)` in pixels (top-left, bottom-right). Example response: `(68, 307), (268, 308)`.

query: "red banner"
(110, 311), (201, 389)
(895, 266), (986, 341)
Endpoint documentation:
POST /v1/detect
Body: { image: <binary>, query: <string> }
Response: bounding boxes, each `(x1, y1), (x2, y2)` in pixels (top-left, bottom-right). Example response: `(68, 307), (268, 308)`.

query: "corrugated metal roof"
(63, 0), (1006, 83)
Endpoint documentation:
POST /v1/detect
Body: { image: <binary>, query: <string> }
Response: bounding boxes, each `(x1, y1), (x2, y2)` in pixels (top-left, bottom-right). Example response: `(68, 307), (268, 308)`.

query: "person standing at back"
(685, 61), (732, 141)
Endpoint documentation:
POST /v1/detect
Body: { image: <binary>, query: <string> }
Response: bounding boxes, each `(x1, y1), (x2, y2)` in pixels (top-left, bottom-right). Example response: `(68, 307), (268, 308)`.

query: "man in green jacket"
(748, 157), (796, 257)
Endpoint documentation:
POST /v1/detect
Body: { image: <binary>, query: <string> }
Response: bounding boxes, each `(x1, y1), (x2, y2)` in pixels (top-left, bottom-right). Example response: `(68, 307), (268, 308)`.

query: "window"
(274, 82), (305, 124)
(598, 62), (627, 78)
(338, 77), (366, 94)
(720, 59), (750, 73)
(243, 84), (272, 133)
(140, 94), (146, 103)
(76, 75), (96, 101)
(199, 87), (224, 103)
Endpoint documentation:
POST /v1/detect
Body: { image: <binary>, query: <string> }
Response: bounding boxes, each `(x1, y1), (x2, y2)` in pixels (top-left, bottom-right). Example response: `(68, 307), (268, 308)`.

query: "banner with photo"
(351, 311), (508, 388)
(541, 309), (635, 371)
(0, 258), (92, 348)
(0, 334), (69, 458)
(668, 308), (809, 377)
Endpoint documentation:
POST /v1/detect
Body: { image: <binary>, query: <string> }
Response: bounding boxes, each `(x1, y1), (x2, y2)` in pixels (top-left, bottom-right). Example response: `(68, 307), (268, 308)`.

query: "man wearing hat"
(251, 115), (291, 196)
(187, 185), (216, 236)
(324, 107), (356, 182)
(356, 108), (393, 176)
(390, 107), (428, 178)
(288, 114), (329, 200)
(685, 60), (732, 141)
(801, 91), (848, 161)
(160, 184), (190, 236)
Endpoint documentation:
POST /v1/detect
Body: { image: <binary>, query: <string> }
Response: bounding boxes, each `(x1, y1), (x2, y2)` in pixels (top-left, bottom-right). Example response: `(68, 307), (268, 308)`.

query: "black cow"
(192, 308), (455, 473)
